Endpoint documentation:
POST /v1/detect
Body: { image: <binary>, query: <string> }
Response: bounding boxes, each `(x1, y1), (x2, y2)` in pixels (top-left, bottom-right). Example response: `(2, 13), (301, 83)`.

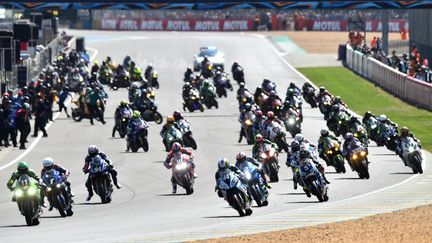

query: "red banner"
(305, 19), (408, 32)
(101, 19), (254, 31)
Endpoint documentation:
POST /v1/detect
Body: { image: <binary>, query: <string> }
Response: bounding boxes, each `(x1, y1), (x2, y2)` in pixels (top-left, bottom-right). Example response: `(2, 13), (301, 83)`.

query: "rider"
(342, 132), (366, 170)
(83, 145), (121, 201)
(262, 111), (283, 138)
(261, 78), (276, 93)
(317, 86), (333, 100)
(252, 110), (266, 138)
(125, 110), (149, 152)
(160, 116), (181, 151)
(288, 82), (301, 96)
(87, 87), (106, 125)
(398, 127), (422, 165)
(199, 79), (216, 103)
(41, 157), (74, 210)
(214, 158), (252, 213)
(264, 90), (281, 113)
(252, 134), (278, 160)
(144, 63), (153, 81)
(164, 142), (196, 193)
(317, 129), (340, 166)
(184, 67), (193, 82)
(235, 152), (271, 188)
(298, 149), (326, 197)
(7, 161), (45, 206)
(113, 100), (132, 137)
(238, 103), (254, 143)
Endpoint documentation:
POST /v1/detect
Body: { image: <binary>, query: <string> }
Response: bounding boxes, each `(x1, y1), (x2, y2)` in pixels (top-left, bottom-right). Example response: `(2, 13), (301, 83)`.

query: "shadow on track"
(203, 215), (241, 219)
(286, 201), (321, 204)
(389, 172), (414, 175)
(278, 192), (304, 196)
(75, 202), (104, 205)
(157, 193), (189, 197)
(334, 177), (362, 180)
(0, 224), (27, 228)
(41, 215), (63, 219)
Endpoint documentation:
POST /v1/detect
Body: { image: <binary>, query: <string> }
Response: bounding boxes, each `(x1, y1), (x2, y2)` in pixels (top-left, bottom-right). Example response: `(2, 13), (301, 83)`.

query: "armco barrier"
(345, 44), (432, 110)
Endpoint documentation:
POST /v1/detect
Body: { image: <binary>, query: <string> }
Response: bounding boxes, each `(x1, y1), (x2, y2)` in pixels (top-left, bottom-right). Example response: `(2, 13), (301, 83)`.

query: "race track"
(0, 31), (413, 243)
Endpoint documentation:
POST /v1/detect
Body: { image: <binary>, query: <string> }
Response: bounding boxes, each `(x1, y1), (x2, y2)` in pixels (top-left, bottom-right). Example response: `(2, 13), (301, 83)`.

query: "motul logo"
(312, 21), (341, 31)
(195, 21), (220, 31)
(119, 20), (138, 30)
(223, 21), (248, 31)
(101, 19), (117, 30)
(141, 20), (163, 30)
(167, 20), (190, 31)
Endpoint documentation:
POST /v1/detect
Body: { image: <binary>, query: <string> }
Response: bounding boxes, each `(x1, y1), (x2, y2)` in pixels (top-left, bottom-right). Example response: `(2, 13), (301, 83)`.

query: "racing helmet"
(294, 133), (304, 143)
(171, 142), (182, 152)
(218, 158), (230, 169)
(378, 114), (387, 122)
(236, 152), (247, 162)
(320, 129), (329, 137)
(88, 145), (99, 156)
(43, 157), (54, 171)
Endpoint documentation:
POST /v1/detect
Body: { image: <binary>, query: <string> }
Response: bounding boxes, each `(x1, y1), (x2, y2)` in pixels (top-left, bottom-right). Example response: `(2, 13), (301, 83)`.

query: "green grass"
(298, 67), (432, 152)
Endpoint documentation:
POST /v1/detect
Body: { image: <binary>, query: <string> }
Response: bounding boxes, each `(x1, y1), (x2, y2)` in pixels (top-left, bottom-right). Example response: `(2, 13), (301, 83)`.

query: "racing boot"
(112, 126), (116, 138)
(86, 192), (93, 201)
(238, 130), (243, 143)
(293, 178), (298, 190)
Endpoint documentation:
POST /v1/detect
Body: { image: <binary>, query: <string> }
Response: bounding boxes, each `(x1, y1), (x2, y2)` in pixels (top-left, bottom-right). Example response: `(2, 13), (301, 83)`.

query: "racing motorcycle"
(302, 84), (317, 108)
(164, 127), (183, 152)
(348, 142), (370, 179)
(213, 73), (233, 98)
(352, 123), (369, 146)
(129, 122), (149, 152)
(184, 89), (204, 112)
(176, 119), (197, 150)
(111, 69), (130, 90)
(13, 174), (42, 226)
(381, 124), (399, 152)
(88, 157), (113, 203)
(42, 171), (73, 217)
(232, 66), (245, 84)
(259, 143), (280, 182)
(318, 94), (333, 119)
(149, 71), (159, 89)
(322, 139), (346, 173)
(99, 67), (113, 85)
(242, 164), (269, 207)
(201, 85), (219, 109)
(169, 152), (195, 194)
(280, 107), (302, 138)
(117, 109), (132, 138)
(266, 121), (289, 153)
(241, 111), (255, 145)
(401, 137), (424, 174)
(299, 159), (329, 202)
(140, 99), (163, 124)
(217, 169), (252, 217)
(364, 117), (380, 142)
(71, 100), (104, 122)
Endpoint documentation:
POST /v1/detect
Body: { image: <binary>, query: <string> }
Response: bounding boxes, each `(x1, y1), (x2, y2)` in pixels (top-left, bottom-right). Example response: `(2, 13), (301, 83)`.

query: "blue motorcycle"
(299, 159), (329, 202)
(42, 170), (73, 217)
(89, 157), (113, 203)
(240, 163), (269, 207)
(217, 169), (252, 216)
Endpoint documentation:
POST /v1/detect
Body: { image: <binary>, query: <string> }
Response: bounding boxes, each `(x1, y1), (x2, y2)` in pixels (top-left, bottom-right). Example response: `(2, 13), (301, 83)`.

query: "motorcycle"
(348, 142), (370, 179)
(42, 171), (73, 217)
(381, 124), (399, 152)
(266, 121), (289, 153)
(352, 123), (369, 146)
(183, 89), (204, 112)
(99, 67), (113, 85)
(89, 158), (113, 203)
(242, 164), (269, 207)
(299, 159), (329, 202)
(322, 139), (346, 173)
(318, 94), (332, 119)
(259, 143), (280, 182)
(129, 122), (149, 152)
(71, 100), (104, 122)
(364, 117), (380, 142)
(401, 137), (424, 174)
(177, 119), (198, 150)
(111, 70), (130, 90)
(217, 169), (252, 217)
(302, 85), (317, 108)
(170, 152), (195, 194)
(149, 71), (159, 89)
(117, 109), (132, 138)
(13, 174), (42, 226)
(140, 100), (163, 124)
(214, 74), (233, 98)
(164, 127), (183, 152)
(280, 108), (302, 138)
(201, 86), (219, 109)
(66, 73), (84, 93)
(241, 111), (255, 145)
(232, 66), (245, 84)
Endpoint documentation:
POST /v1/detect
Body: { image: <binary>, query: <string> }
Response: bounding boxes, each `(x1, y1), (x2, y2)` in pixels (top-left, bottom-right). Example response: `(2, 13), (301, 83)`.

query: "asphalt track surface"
(0, 31), (413, 243)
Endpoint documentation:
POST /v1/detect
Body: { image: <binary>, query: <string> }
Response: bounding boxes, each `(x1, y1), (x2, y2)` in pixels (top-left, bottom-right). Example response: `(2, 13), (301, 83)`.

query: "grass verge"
(298, 67), (432, 152)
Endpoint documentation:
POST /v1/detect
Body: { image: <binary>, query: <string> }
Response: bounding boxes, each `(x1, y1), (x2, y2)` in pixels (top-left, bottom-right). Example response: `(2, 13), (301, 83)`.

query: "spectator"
(32, 95), (48, 137)
(422, 56), (429, 68)
(371, 36), (377, 50)
(400, 27), (408, 40)
(390, 50), (399, 68)
(16, 103), (31, 149)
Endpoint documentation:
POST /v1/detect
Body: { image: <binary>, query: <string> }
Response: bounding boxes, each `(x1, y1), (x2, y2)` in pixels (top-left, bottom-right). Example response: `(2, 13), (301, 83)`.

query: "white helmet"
(218, 158), (229, 169)
(294, 133), (304, 142)
(378, 114), (387, 122)
(43, 157), (54, 169)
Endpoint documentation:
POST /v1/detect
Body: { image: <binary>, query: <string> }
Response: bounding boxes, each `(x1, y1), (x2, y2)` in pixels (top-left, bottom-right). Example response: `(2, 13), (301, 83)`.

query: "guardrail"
(345, 44), (432, 111)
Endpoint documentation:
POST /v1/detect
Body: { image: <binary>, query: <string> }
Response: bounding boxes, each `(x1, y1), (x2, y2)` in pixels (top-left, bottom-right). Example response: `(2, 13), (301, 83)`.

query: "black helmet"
(320, 129), (329, 137)
(291, 141), (300, 152)
(289, 82), (296, 88)
(319, 86), (325, 93)
(350, 116), (357, 123)
(364, 111), (372, 119)
(332, 105), (340, 112)
(299, 149), (310, 160)
(239, 82), (245, 88)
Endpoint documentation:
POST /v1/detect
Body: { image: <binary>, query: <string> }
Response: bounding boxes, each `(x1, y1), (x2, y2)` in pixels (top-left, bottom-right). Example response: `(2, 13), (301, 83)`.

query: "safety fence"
(345, 44), (432, 111)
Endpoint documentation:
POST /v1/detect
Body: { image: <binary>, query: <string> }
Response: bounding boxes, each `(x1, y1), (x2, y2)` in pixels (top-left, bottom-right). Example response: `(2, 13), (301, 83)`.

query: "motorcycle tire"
(412, 155), (423, 174)
(54, 196), (67, 217)
(142, 137), (149, 152)
(323, 193), (329, 202)
(98, 183), (108, 203)
(66, 207), (74, 216)
(131, 144), (139, 153)
(153, 112), (163, 124)
(72, 109), (82, 122)
(199, 103), (204, 112)
(186, 187), (194, 195)
(251, 187), (263, 207)
(214, 99), (219, 109)
(269, 162), (279, 182)
(308, 180), (324, 202)
(335, 155), (346, 174)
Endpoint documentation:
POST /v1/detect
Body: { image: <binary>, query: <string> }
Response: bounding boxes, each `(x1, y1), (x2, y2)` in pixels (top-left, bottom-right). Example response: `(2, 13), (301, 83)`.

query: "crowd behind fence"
(345, 44), (432, 111)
